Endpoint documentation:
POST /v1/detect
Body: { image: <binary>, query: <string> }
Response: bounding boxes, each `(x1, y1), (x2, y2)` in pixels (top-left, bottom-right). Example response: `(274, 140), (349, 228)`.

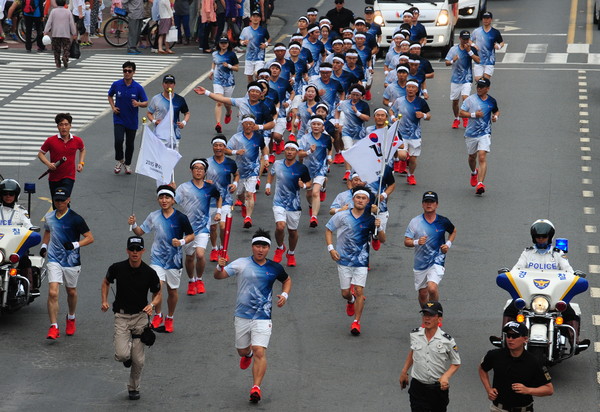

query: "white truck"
(368, 0), (458, 57)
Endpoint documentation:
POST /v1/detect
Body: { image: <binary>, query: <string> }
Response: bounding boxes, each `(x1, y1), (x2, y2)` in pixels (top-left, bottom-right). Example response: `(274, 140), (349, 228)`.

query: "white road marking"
(591, 288), (600, 297)
(585, 225), (597, 233)
(584, 207), (595, 214)
(582, 191), (594, 197)
(583, 179), (592, 184)
(588, 246), (599, 254)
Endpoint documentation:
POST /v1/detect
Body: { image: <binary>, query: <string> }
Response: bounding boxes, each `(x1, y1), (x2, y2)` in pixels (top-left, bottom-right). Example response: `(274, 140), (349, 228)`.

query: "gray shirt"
(409, 327), (461, 384)
(44, 7), (77, 38)
(122, 0), (145, 20)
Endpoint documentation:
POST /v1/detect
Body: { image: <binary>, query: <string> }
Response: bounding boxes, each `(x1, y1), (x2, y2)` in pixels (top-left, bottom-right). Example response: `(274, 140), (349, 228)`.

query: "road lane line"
(582, 166), (591, 171)
(591, 287), (600, 297)
(588, 246), (599, 254)
(590, 265), (600, 273)
(587, 0), (593, 44)
(568, 0), (579, 44)
(582, 191), (594, 197)
(585, 225), (597, 232)
(584, 207), (595, 214)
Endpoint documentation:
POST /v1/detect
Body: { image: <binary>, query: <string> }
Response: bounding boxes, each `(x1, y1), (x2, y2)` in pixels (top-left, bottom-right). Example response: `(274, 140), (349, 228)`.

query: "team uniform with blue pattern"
(207, 156), (238, 207)
(445, 46), (479, 84)
(336, 99), (370, 140)
(270, 160), (311, 211)
(175, 181), (221, 235)
(326, 210), (376, 267)
(405, 214), (455, 271)
(299, 132), (332, 178)
(231, 97), (276, 133)
(140, 210), (193, 270)
(44, 209), (90, 267)
(239, 26), (270, 62)
(147, 93), (190, 140)
(461, 94), (499, 138)
(392, 96), (430, 140)
(471, 27), (503, 65)
(227, 131), (266, 179)
(212, 50), (239, 87)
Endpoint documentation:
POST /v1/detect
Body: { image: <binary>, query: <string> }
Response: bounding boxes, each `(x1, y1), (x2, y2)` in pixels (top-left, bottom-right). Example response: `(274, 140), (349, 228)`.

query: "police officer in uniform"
(479, 321), (553, 412)
(101, 236), (161, 401)
(399, 301), (461, 412)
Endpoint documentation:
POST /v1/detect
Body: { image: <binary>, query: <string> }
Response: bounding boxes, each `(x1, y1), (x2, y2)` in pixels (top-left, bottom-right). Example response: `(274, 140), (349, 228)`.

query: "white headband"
(248, 85), (262, 92)
(274, 45), (286, 51)
(374, 108), (388, 115)
(212, 138), (227, 145)
(298, 17), (309, 22)
(270, 62), (282, 68)
(320, 18), (331, 24)
(157, 189), (174, 198)
(409, 43), (421, 49)
(400, 40), (410, 46)
(408, 59), (419, 63)
(355, 33), (366, 38)
(307, 10), (317, 15)
(332, 56), (345, 63)
(351, 172), (360, 179)
(289, 44), (301, 50)
(252, 236), (272, 245)
(350, 88), (363, 95)
(397, 66), (409, 72)
(343, 39), (353, 44)
(353, 190), (370, 198)
(406, 80), (419, 87)
(355, 19), (366, 24)
(393, 33), (403, 39)
(332, 39), (343, 45)
(346, 52), (358, 57)
(319, 67), (333, 72)
(284, 142), (299, 149)
(398, 56), (409, 61)
(308, 26), (320, 33)
(403, 12), (413, 17)
(310, 117), (324, 124)
(191, 159), (208, 169)
(343, 28), (353, 33)
(241, 116), (256, 123)
(315, 103), (329, 112)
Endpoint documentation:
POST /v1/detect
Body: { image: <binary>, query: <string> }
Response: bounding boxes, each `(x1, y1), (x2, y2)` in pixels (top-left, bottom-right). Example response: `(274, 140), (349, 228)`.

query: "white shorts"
(465, 134), (491, 155)
(342, 135), (356, 150)
(473, 64), (494, 78)
(235, 317), (272, 349)
(210, 205), (231, 224)
(244, 60), (265, 76)
(450, 82), (472, 100)
(238, 176), (258, 194)
(47, 262), (81, 288)
(413, 264), (445, 291)
(273, 117), (287, 135)
(184, 233), (210, 255)
(311, 175), (326, 187)
(337, 264), (368, 290)
(290, 94), (303, 110)
(213, 84), (235, 97)
(273, 206), (301, 230)
(404, 138), (422, 157)
(376, 210), (389, 232)
(150, 264), (183, 289)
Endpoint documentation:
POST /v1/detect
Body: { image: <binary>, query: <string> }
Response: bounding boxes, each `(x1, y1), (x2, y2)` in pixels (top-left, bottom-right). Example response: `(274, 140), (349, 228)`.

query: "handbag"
(166, 26), (178, 43)
(69, 40), (81, 59)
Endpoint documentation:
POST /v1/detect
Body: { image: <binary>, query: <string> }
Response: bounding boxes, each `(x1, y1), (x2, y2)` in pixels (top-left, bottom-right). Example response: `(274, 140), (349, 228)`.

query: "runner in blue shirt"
(364, 6), (382, 43)
(303, 23), (326, 76)
(294, 84), (320, 138)
(367, 108), (408, 174)
(404, 191), (456, 306)
(445, 30), (481, 129)
(107, 61), (148, 175)
(459, 78), (500, 196)
(383, 65), (409, 107)
(176, 158), (222, 296)
(214, 229), (291, 404)
(408, 7), (427, 46)
(239, 10), (271, 82)
(471, 11), (504, 81)
(265, 141), (312, 267)
(266, 42), (296, 82)
(366, 164), (396, 233)
(210, 37), (240, 133)
(314, 103), (342, 164)
(335, 84), (371, 182)
(147, 74), (191, 150)
(353, 33), (374, 101)
(207, 135), (240, 262)
(42, 187), (94, 340)
(390, 80), (431, 186)
(332, 54), (359, 94)
(310, 62), (345, 118)
(325, 186), (386, 336)
(267, 61), (295, 155)
(299, 115), (333, 228)
(343, 50), (366, 84)
(129, 185), (194, 333)
(408, 57), (428, 98)
(224, 115), (269, 229)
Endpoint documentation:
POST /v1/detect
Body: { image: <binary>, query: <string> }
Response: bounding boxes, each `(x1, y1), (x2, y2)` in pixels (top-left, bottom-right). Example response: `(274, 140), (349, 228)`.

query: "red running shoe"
(333, 153), (344, 164)
(209, 249), (219, 262)
(288, 133), (296, 142)
(346, 301), (355, 317)
(462, 117), (469, 128)
(151, 314), (163, 329)
(249, 385), (261, 403)
(256, 178), (261, 190)
(451, 119), (460, 129)
(240, 354), (253, 370)
(365, 89), (372, 101)
(273, 245), (286, 263)
(397, 160), (407, 175)
(243, 216), (253, 228)
(320, 188), (326, 202)
(164, 317), (174, 333)
(407, 175), (416, 185)
(215, 123), (222, 133)
(187, 281), (197, 296)
(234, 199), (243, 206)
(196, 279), (205, 294)
(476, 182), (486, 195)
(46, 325), (59, 340)
(65, 317), (76, 336)
(470, 169), (478, 187)
(286, 253), (296, 267)
(268, 154), (275, 164)
(309, 216), (318, 228)
(279, 139), (285, 153)
(350, 320), (361, 336)
(343, 171), (350, 181)
(286, 119), (292, 131)
(224, 113), (232, 124)
(241, 205), (247, 218)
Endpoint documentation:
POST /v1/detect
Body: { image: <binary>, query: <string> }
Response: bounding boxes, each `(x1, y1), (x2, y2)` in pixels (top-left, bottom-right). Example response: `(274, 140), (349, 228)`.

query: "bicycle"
(103, 12), (175, 49)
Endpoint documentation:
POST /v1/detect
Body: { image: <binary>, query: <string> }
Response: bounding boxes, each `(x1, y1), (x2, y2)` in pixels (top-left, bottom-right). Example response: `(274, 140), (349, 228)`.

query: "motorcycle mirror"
(574, 270), (587, 278)
(29, 226), (41, 233)
(24, 183), (36, 194)
(497, 267), (509, 274)
(489, 335), (502, 348)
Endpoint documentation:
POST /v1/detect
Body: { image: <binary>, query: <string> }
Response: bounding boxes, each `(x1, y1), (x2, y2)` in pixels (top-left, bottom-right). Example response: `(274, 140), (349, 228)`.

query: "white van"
(368, 0), (458, 56)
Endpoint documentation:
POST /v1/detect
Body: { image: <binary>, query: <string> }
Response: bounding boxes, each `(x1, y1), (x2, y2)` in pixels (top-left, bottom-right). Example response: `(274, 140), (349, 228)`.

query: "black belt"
(117, 309), (143, 315)
(493, 401), (534, 412)
(412, 378), (441, 389)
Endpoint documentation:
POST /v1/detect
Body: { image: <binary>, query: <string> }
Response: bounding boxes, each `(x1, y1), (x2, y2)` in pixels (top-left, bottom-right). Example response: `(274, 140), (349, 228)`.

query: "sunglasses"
(505, 333), (521, 339)
(128, 246), (144, 252)
(123, 69), (134, 73)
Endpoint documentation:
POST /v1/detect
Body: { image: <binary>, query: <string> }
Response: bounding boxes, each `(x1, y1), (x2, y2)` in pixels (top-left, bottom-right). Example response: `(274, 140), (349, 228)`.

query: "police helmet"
(0, 179), (21, 201)
(530, 219), (555, 244)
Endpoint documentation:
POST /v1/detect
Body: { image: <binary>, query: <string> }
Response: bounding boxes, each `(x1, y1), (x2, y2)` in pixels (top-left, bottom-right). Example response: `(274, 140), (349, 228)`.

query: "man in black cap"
(325, 0), (355, 35)
(471, 11), (504, 81)
(400, 301), (461, 412)
(363, 6), (382, 44)
(101, 236), (161, 401)
(404, 191), (457, 306)
(479, 321), (554, 412)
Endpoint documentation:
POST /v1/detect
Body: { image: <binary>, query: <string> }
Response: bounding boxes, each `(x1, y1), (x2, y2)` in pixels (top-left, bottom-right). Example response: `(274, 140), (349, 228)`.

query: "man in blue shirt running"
(471, 11), (504, 81)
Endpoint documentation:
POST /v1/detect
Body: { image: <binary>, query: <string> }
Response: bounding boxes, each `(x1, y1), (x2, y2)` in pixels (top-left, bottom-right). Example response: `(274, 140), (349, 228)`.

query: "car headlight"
(531, 296), (550, 314)
(436, 10), (449, 26)
(374, 12), (384, 26)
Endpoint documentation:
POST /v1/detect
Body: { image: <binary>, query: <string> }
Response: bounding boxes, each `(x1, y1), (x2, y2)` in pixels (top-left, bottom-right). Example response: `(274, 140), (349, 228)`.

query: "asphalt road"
(1, 0), (600, 410)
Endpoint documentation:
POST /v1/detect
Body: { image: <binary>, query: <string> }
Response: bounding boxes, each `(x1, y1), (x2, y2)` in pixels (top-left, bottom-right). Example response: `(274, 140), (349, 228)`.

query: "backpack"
(23, 0), (36, 14)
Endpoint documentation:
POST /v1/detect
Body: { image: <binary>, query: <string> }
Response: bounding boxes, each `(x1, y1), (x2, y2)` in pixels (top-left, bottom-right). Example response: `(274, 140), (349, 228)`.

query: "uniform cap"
(481, 11), (493, 19)
(53, 187), (69, 201)
(459, 30), (471, 39)
(420, 301), (443, 316)
(503, 321), (528, 337)
(422, 191), (438, 202)
(127, 236), (144, 250)
(477, 78), (491, 88)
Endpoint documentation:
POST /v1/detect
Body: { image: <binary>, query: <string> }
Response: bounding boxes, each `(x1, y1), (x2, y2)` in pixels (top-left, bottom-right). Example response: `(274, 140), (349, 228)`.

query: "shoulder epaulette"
(442, 332), (452, 340)
(411, 327), (420, 333)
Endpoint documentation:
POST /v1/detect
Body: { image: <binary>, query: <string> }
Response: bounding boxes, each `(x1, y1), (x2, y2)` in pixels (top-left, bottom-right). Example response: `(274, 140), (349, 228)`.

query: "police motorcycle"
(490, 220), (590, 365)
(0, 179), (45, 314)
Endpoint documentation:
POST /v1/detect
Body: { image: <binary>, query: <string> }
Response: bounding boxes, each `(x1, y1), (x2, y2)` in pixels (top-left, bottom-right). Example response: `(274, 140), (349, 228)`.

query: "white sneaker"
(114, 161), (123, 174)
(151, 48), (158, 54)
(124, 165), (132, 174)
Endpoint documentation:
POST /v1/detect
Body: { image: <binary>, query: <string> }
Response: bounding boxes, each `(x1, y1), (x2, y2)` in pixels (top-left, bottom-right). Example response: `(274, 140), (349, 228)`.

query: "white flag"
(342, 126), (402, 184)
(154, 93), (176, 148)
(135, 124), (181, 183)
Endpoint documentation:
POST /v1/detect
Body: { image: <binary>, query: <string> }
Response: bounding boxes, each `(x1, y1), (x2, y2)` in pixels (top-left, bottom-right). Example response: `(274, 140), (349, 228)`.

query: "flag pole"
(168, 88), (175, 184)
(130, 118), (146, 231)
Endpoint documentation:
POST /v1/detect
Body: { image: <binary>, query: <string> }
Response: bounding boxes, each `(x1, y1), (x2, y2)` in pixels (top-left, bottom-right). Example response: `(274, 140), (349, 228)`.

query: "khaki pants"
(490, 403), (533, 412)
(114, 312), (147, 391)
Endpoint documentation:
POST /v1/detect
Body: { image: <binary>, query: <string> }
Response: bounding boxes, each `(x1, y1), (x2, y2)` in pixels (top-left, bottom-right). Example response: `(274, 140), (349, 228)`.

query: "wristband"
(205, 90), (211, 97)
(422, 89), (428, 94)
(468, 50), (474, 56)
(216, 208), (222, 214)
(216, 264), (223, 272)
(384, 70), (389, 75)
(381, 192), (388, 199)
(286, 100), (291, 105)
(132, 222), (138, 229)
(152, 119), (157, 124)
(179, 238), (186, 246)
(281, 292), (288, 300)
(413, 239), (419, 247)
(327, 155), (332, 160)
(210, 69), (214, 73)
(258, 124), (264, 130)
(388, 102), (393, 108)
(263, 155), (269, 161)
(327, 244), (334, 252)
(232, 181), (238, 187)
(181, 120), (187, 126)
(231, 149), (237, 155)
(493, 115), (498, 120)
(150, 303), (155, 309)
(79, 161), (85, 165)
(471, 112), (476, 118)
(226, 63), (232, 69)
(423, 113), (428, 120)
(265, 183), (271, 189)
(305, 149), (312, 155)
(41, 243), (47, 250)
(72, 242), (80, 249)
(445, 240), (452, 248)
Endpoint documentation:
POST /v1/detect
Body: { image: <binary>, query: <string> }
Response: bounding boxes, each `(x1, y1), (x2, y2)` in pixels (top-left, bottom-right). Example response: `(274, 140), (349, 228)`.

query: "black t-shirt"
(106, 259), (161, 314)
(481, 348), (552, 407)
(325, 7), (355, 34)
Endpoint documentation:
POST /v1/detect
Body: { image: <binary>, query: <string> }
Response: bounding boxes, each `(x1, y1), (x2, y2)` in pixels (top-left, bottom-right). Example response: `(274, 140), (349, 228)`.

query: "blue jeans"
(174, 14), (190, 40)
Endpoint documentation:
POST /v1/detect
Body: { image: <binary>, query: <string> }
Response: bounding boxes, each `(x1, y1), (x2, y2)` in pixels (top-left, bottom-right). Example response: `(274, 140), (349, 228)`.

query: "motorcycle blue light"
(514, 298), (526, 310)
(555, 301), (567, 312)
(24, 183), (36, 194)
(555, 238), (568, 252)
